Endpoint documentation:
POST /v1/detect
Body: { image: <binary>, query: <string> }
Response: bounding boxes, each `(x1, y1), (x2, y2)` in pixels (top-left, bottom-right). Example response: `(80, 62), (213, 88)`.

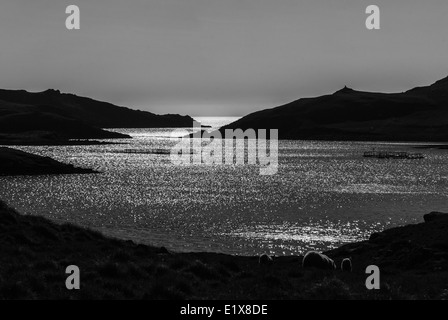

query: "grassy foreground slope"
(1, 200), (448, 299)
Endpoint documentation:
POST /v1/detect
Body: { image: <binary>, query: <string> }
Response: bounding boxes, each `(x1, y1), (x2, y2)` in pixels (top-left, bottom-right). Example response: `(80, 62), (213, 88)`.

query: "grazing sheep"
(341, 258), (352, 272)
(258, 253), (274, 265)
(302, 251), (336, 270)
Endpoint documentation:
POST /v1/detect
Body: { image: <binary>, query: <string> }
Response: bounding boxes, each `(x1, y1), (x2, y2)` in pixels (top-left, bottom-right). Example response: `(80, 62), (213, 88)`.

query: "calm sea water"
(1, 116), (448, 255)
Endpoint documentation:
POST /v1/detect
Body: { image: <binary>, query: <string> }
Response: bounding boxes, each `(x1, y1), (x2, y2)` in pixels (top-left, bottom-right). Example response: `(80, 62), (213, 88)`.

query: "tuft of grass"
(262, 275), (282, 286)
(154, 264), (170, 276)
(127, 263), (146, 279)
(33, 260), (58, 271)
(169, 258), (189, 270)
(111, 250), (132, 263)
(186, 260), (217, 280)
(97, 262), (126, 278)
(0, 281), (30, 299)
(220, 259), (240, 272)
(145, 282), (186, 300)
(307, 277), (352, 300)
(438, 289), (448, 300)
(287, 269), (303, 278)
(32, 225), (59, 241)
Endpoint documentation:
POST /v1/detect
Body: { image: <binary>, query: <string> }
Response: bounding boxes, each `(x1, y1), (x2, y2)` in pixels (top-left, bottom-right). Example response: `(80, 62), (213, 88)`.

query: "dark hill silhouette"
(221, 76), (448, 141)
(0, 89), (195, 142)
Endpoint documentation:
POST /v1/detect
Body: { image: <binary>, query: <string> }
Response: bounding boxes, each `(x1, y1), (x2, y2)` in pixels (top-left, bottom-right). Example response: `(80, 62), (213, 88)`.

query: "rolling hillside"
(221, 76), (448, 141)
(0, 89), (195, 141)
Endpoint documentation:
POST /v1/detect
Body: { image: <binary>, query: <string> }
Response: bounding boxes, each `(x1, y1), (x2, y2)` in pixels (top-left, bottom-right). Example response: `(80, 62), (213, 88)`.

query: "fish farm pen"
(363, 151), (425, 159)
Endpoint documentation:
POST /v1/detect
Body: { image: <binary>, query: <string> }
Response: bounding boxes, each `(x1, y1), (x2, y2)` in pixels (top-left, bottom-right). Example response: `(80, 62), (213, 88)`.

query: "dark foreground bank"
(0, 200), (447, 299)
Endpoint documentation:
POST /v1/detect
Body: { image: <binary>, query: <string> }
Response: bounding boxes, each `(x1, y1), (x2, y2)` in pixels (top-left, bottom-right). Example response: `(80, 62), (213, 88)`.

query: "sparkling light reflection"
(1, 130), (448, 255)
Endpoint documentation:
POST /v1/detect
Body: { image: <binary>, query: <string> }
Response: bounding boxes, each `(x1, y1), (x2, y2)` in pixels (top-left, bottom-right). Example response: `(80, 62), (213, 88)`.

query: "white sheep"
(341, 257), (352, 272)
(302, 251), (336, 270)
(258, 253), (274, 265)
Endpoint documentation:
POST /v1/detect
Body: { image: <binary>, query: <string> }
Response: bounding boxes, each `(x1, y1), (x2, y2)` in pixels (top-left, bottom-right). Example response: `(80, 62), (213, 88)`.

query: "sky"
(0, 0), (447, 116)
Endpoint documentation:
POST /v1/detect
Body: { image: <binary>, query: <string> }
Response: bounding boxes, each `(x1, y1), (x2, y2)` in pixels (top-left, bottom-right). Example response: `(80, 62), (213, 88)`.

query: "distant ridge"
(221, 75), (448, 142)
(0, 88), (195, 142)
